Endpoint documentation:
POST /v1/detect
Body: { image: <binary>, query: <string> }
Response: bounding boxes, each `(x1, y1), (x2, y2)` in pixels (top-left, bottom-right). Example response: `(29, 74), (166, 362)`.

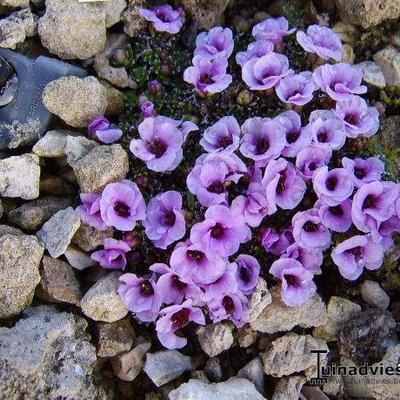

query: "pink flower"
(276, 71), (317, 106)
(88, 116), (123, 144)
(194, 27), (234, 60)
(139, 4), (184, 34)
(76, 193), (107, 231)
(91, 238), (131, 270)
(252, 16), (296, 44)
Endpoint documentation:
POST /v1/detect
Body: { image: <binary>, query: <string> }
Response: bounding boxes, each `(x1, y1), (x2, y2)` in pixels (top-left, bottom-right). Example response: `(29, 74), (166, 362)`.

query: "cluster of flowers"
(77, 12), (400, 350)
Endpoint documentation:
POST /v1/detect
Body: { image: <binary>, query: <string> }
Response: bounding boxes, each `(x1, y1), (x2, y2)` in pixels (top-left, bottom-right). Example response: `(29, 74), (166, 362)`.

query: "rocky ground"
(0, 0), (400, 399)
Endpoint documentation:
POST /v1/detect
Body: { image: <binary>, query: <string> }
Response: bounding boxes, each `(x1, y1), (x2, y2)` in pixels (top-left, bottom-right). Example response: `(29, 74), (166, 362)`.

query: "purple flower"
(91, 238), (131, 270)
(235, 40), (274, 67)
(283, 243), (323, 274)
(296, 24), (342, 61)
(118, 273), (162, 322)
(276, 72), (317, 106)
(234, 254), (260, 295)
(156, 300), (205, 349)
(148, 80), (163, 95)
(242, 53), (292, 91)
(187, 152), (246, 207)
(76, 193), (107, 231)
(150, 263), (201, 305)
(312, 166), (354, 206)
(140, 100), (156, 117)
(262, 158), (306, 213)
(313, 63), (367, 101)
(239, 117), (286, 165)
(316, 198), (353, 233)
(190, 205), (251, 257)
(252, 17), (295, 44)
(342, 157), (384, 188)
(100, 180), (146, 231)
(143, 191), (186, 249)
(170, 240), (227, 285)
(139, 4), (184, 34)
(88, 116), (123, 144)
(130, 116), (185, 172)
(202, 262), (238, 302)
(261, 227), (294, 256)
(292, 208), (332, 251)
(296, 145), (332, 180)
(351, 181), (399, 239)
(334, 95), (379, 138)
(379, 216), (400, 250)
(200, 116), (241, 154)
(270, 258), (316, 307)
(331, 235), (384, 280)
(275, 111), (312, 157)
(194, 27), (234, 60)
(184, 56), (232, 94)
(231, 192), (269, 228)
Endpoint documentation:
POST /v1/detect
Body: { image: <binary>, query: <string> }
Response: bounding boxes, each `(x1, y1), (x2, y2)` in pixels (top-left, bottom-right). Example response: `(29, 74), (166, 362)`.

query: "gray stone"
(7, 196), (72, 230)
(0, 305), (109, 399)
(374, 46), (400, 89)
(380, 115), (400, 150)
(237, 357), (264, 394)
(32, 130), (75, 157)
(169, 377), (266, 400)
(64, 244), (96, 270)
(204, 357), (222, 382)
(40, 174), (75, 196)
(0, 118), (41, 150)
(144, 350), (193, 387)
(73, 144), (129, 193)
(104, 82), (125, 116)
(272, 375), (305, 400)
(251, 286), (327, 334)
(37, 207), (81, 258)
(0, 224), (23, 237)
(81, 272), (128, 322)
(248, 277), (272, 324)
(0, 234), (43, 318)
(358, 61), (386, 89)
(360, 280), (390, 310)
(1, 0), (29, 7)
(181, 0), (228, 29)
(0, 153), (40, 200)
(121, 0), (147, 37)
(72, 222), (114, 252)
(94, 54), (136, 88)
(65, 135), (98, 166)
(196, 323), (234, 357)
(236, 325), (260, 348)
(102, 0), (127, 27)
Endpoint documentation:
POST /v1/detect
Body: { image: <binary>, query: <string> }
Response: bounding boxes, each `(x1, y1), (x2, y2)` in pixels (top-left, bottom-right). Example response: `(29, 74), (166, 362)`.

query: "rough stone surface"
(64, 244), (96, 270)
(314, 296), (361, 341)
(0, 305), (109, 399)
(104, 83), (125, 116)
(40, 174), (75, 196)
(0, 234), (44, 318)
(73, 144), (129, 193)
(0, 224), (23, 237)
(1, 0), (29, 7)
(380, 115), (400, 151)
(251, 286), (327, 333)
(64, 135), (98, 167)
(373, 46), (400, 89)
(337, 0), (400, 28)
(72, 222), (114, 252)
(32, 130), (76, 157)
(360, 280), (390, 310)
(0, 154), (40, 200)
(262, 333), (329, 378)
(272, 375), (306, 400)
(36, 207), (81, 258)
(97, 319), (135, 358)
(236, 325), (260, 348)
(121, 0), (147, 37)
(81, 272), (128, 322)
(144, 350), (193, 387)
(204, 357), (222, 382)
(182, 0), (229, 29)
(7, 196), (72, 230)
(37, 255), (82, 306)
(237, 357), (264, 394)
(0, 118), (41, 150)
(43, 76), (107, 128)
(169, 377), (266, 400)
(102, 0), (127, 27)
(358, 61), (386, 89)
(249, 277), (272, 323)
(196, 323), (234, 357)
(94, 54), (136, 88)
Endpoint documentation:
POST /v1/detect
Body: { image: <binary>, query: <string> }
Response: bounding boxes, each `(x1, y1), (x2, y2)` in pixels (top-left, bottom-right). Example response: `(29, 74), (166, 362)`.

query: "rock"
(102, 0), (127, 27)
(0, 118), (41, 150)
(341, 44), (354, 64)
(182, 0), (229, 29)
(7, 196), (72, 230)
(0, 153), (40, 200)
(64, 135), (98, 166)
(97, 319), (135, 358)
(380, 115), (400, 150)
(40, 174), (76, 196)
(358, 61), (386, 89)
(1, 0), (29, 7)
(301, 386), (330, 400)
(81, 271), (128, 322)
(248, 277), (272, 323)
(104, 83), (125, 116)
(37, 206), (80, 258)
(32, 130), (75, 157)
(0, 199), (3, 219)
(373, 46), (400, 89)
(121, 0), (147, 37)
(72, 222), (114, 252)
(251, 286), (327, 334)
(313, 296), (361, 341)
(38, 0), (107, 59)
(237, 357), (264, 394)
(360, 280), (390, 310)
(111, 340), (151, 381)
(144, 350), (193, 387)
(339, 308), (397, 364)
(64, 244), (96, 270)
(261, 333), (329, 378)
(332, 21), (358, 44)
(236, 325), (260, 348)
(0, 224), (23, 237)
(94, 54), (136, 88)
(272, 375), (306, 400)
(37, 255), (82, 306)
(204, 357), (222, 381)
(169, 377), (266, 400)
(43, 76), (108, 128)
(196, 323), (234, 357)
(0, 234), (43, 318)
(0, 305), (109, 399)
(72, 144), (129, 193)
(337, 0), (400, 28)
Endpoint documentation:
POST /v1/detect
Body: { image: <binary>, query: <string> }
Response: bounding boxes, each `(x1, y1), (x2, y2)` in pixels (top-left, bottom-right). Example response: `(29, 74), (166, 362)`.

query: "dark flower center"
(239, 265), (250, 283)
(211, 223), (225, 239)
(171, 275), (187, 292)
(304, 221), (319, 232)
(161, 210), (176, 227)
(317, 130), (328, 143)
(329, 204), (344, 216)
(351, 246), (363, 261)
(276, 172), (286, 195)
(171, 307), (190, 329)
(217, 135), (233, 148)
(222, 295), (235, 314)
(256, 137), (269, 155)
(329, 82), (337, 91)
(344, 113), (359, 126)
(187, 250), (205, 263)
(286, 129), (300, 144)
(354, 166), (367, 179)
(155, 10), (171, 23)
(114, 201), (131, 217)
(208, 181), (225, 194)
(148, 139), (167, 158)
(362, 194), (376, 210)
(285, 274), (300, 288)
(326, 176), (338, 191)
(201, 74), (214, 84)
(140, 280), (154, 297)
